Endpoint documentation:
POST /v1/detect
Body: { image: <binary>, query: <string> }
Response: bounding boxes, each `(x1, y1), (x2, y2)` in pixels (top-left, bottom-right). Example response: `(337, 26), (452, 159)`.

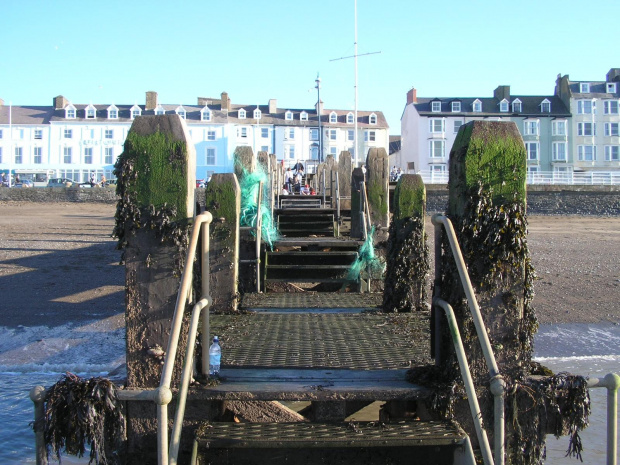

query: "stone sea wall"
(1, 185), (620, 215)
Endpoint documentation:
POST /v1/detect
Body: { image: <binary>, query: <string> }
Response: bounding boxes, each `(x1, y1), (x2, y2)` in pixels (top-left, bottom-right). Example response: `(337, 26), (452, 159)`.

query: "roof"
(388, 136), (401, 155)
(568, 81), (620, 98)
(413, 95), (570, 117)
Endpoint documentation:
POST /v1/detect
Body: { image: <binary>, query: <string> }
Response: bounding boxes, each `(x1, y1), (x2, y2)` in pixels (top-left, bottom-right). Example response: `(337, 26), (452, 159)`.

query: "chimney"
(494, 85), (510, 101)
(145, 91), (158, 111)
(197, 97), (213, 106)
(221, 92), (230, 112)
(53, 95), (68, 110)
(268, 99), (277, 114)
(606, 68), (620, 82)
(406, 88), (417, 104)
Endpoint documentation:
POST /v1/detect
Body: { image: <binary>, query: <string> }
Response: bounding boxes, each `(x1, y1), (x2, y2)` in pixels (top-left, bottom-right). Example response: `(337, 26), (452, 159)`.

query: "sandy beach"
(0, 201), (619, 328)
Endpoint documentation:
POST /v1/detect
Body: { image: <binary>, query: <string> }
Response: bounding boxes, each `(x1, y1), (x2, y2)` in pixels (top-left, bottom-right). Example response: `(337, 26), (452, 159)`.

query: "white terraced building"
(0, 91), (389, 185)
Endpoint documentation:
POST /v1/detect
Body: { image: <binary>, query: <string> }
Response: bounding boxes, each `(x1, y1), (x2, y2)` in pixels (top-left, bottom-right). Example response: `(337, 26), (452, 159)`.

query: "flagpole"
(8, 102), (12, 187)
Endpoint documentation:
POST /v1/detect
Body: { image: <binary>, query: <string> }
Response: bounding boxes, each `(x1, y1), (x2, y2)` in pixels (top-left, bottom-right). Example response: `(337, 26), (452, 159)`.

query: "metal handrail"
(431, 213), (504, 465)
(586, 374), (620, 465)
(335, 171), (341, 236)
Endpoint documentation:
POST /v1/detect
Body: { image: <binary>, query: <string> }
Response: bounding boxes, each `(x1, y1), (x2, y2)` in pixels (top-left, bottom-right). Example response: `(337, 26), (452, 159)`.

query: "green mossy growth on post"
(394, 175), (426, 221)
(367, 179), (388, 218)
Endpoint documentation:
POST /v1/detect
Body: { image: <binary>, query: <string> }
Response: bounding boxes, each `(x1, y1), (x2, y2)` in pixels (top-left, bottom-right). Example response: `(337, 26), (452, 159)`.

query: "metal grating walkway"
(240, 292), (383, 310)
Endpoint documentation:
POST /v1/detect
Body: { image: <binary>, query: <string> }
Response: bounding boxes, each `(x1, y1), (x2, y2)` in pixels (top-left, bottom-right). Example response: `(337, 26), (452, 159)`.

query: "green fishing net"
(347, 226), (385, 281)
(238, 165), (280, 250)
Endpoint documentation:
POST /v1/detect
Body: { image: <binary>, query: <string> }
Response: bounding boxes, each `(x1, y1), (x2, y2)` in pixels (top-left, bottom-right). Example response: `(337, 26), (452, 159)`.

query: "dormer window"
(499, 99), (509, 112)
(238, 109), (246, 119)
(285, 111), (293, 121)
(607, 83), (617, 93)
(85, 104), (96, 119)
(201, 106), (212, 121)
(451, 101), (461, 112)
(253, 108), (261, 119)
(175, 105), (186, 119)
(65, 104), (76, 119)
(346, 112), (354, 124)
(130, 105), (142, 119)
(512, 99), (522, 113)
(154, 104), (165, 115)
(431, 101), (441, 112)
(369, 113), (377, 124)
(540, 99), (551, 113)
(300, 111), (308, 121)
(107, 105), (118, 120)
(472, 99), (482, 112)
(580, 83), (590, 93)
(329, 111), (338, 123)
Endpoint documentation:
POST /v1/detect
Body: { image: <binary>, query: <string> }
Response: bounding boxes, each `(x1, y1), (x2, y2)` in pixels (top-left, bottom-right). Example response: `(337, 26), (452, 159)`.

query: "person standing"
(284, 168), (293, 193)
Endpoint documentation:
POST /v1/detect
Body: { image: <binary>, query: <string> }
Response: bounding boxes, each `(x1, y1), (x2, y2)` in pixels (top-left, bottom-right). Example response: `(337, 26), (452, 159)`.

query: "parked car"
(14, 179), (34, 188)
(47, 178), (74, 187)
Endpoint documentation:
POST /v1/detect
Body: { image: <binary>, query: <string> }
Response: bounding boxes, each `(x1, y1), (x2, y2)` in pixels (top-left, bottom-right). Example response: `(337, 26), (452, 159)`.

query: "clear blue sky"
(2, 0), (619, 134)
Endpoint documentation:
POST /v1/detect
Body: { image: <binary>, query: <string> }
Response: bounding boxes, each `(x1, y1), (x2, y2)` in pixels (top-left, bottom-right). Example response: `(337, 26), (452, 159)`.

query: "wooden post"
(365, 147), (389, 230)
(338, 151), (352, 210)
(234, 146), (255, 179)
(350, 167), (365, 239)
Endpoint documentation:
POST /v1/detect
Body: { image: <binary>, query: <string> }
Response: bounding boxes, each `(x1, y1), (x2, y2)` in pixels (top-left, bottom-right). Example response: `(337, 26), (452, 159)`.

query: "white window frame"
(285, 111), (293, 121)
(605, 145), (620, 161)
(346, 112), (354, 124)
(577, 100), (594, 114)
(105, 129), (114, 139)
(84, 147), (93, 164)
(429, 118), (445, 133)
(65, 104), (76, 119)
(131, 105), (142, 119)
(300, 111), (308, 121)
(580, 83), (590, 93)
(285, 145), (295, 159)
(512, 99), (522, 113)
(605, 122), (619, 137)
(472, 99), (482, 112)
(310, 128), (319, 140)
(108, 105), (118, 119)
(34, 129), (43, 140)
(607, 83), (617, 93)
(288, 128), (295, 140)
(429, 140), (445, 158)
(540, 99), (551, 113)
(328, 129), (337, 140)
(525, 142), (539, 161)
(524, 120), (539, 136)
(347, 129), (354, 141)
(329, 112), (337, 123)
(451, 101), (461, 112)
(0, 129), (3, 139)
(33, 146), (42, 164)
(578, 145), (597, 161)
(365, 130), (376, 142)
(238, 109), (246, 119)
(63, 147), (72, 164)
(64, 129), (73, 139)
(238, 127), (248, 138)
(154, 104), (165, 115)
(253, 109), (261, 119)
(577, 122), (596, 136)
(176, 106), (186, 119)
(552, 142), (567, 161)
(207, 130), (216, 141)
(552, 120), (567, 136)
(85, 104), (96, 119)
(261, 127), (269, 139)
(369, 113), (377, 124)
(201, 108), (212, 121)
(604, 100), (619, 115)
(205, 147), (216, 165)
(105, 147), (114, 164)
(14, 146), (23, 164)
(454, 120), (463, 134)
(499, 99), (509, 112)
(431, 101), (441, 112)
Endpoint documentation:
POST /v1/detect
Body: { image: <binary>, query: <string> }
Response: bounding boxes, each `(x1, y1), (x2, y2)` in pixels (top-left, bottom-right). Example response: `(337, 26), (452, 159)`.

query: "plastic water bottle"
(209, 336), (221, 376)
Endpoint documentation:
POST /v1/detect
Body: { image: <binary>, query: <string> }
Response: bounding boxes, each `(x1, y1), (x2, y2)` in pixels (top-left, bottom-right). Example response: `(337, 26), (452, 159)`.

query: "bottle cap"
(213, 336), (219, 342)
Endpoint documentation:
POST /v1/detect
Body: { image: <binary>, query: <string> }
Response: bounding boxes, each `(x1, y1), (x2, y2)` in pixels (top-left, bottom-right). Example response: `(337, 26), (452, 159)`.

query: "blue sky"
(2, 0), (619, 134)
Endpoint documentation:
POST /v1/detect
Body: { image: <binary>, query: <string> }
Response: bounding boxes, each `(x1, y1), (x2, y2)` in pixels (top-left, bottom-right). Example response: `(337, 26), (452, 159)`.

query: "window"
(310, 144), (319, 159)
(540, 99), (551, 113)
(604, 100), (619, 115)
(285, 145), (295, 159)
(431, 164), (446, 174)
(0, 129), (3, 138)
(451, 101), (461, 112)
(300, 111), (308, 121)
(238, 127), (248, 138)
(14, 147), (22, 164)
(287, 128), (295, 139)
(207, 130), (216, 141)
(580, 83), (590, 93)
(201, 108), (212, 121)
(206, 148), (216, 165)
(454, 121), (463, 133)
(34, 129), (42, 140)
(512, 99), (522, 112)
(578, 145), (596, 161)
(330, 147), (337, 156)
(105, 129), (114, 139)
(131, 105), (142, 119)
(64, 147), (72, 163)
(472, 100), (482, 112)
(429, 119), (445, 133)
(86, 105), (96, 119)
(261, 128), (269, 138)
(429, 140), (445, 158)
(499, 99), (509, 112)
(364, 130), (376, 142)
(328, 129), (337, 140)
(108, 106), (118, 119)
(577, 122), (596, 136)
(64, 129), (73, 139)
(238, 109), (246, 119)
(310, 128), (319, 140)
(19, 129), (24, 139)
(431, 101), (441, 112)
(526, 142), (538, 161)
(605, 123), (619, 136)
(105, 147), (114, 164)
(0, 147), (2, 163)
(577, 100), (594, 114)
(154, 105), (165, 115)
(369, 113), (377, 124)
(347, 129), (354, 141)
(261, 145), (269, 152)
(176, 106), (186, 119)
(65, 105), (76, 119)
(552, 120), (567, 136)
(285, 111), (293, 121)
(329, 112), (337, 123)
(605, 146), (620, 161)
(253, 109), (261, 119)
(524, 120), (539, 135)
(552, 142), (567, 161)
(347, 113), (354, 124)
(607, 83), (617, 93)
(84, 147), (93, 164)
(33, 146), (42, 164)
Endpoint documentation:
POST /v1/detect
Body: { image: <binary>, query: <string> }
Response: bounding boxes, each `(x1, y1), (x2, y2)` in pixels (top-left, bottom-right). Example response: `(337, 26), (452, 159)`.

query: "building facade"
(0, 91), (389, 184)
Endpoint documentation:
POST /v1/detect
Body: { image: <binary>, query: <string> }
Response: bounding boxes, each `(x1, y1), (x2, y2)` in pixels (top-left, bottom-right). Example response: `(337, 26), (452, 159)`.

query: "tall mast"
(354, 0), (358, 167)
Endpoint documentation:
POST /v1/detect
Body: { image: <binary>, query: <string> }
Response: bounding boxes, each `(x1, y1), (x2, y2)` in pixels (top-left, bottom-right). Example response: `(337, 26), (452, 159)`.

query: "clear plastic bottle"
(209, 336), (221, 376)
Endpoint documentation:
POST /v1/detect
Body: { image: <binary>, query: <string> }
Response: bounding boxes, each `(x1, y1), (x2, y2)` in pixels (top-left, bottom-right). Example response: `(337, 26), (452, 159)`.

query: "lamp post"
(315, 75), (322, 163)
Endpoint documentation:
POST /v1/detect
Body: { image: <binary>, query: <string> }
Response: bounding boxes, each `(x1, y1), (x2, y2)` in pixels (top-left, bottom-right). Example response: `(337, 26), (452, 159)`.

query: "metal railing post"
(201, 218), (211, 376)
(29, 385), (47, 465)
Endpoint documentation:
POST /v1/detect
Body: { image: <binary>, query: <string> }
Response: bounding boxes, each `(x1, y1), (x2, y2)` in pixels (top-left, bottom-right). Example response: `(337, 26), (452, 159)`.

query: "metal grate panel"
(241, 292), (382, 309)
